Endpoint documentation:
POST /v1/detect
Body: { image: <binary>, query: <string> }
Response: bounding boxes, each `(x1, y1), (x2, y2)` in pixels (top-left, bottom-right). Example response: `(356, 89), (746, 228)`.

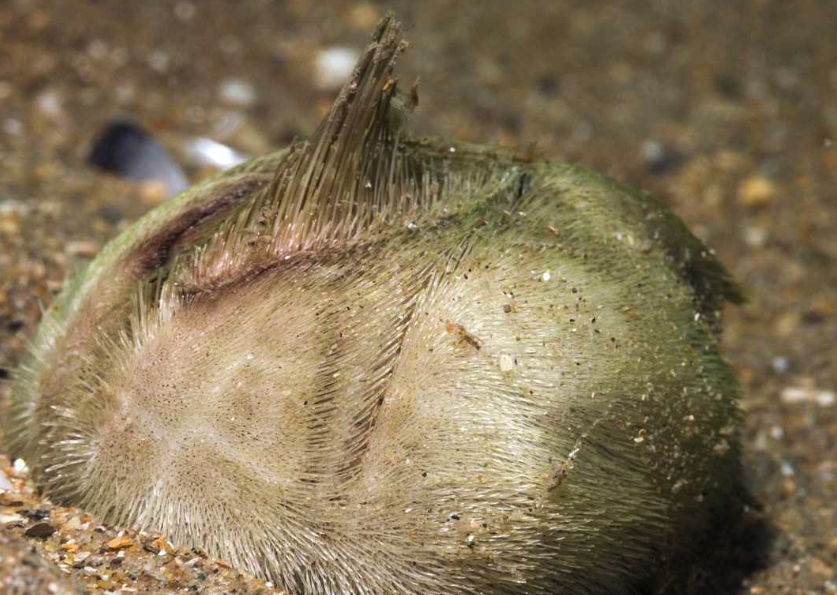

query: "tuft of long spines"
(172, 15), (530, 298)
(264, 13), (409, 239)
(178, 15), (416, 292)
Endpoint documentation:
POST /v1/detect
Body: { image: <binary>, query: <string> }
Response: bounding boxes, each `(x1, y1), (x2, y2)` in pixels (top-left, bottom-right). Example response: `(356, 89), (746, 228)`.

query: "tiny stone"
(771, 356), (789, 373)
(781, 385), (835, 406)
(87, 39), (108, 60)
(314, 47), (361, 91)
(25, 521), (57, 539)
(640, 139), (663, 165)
(64, 516), (81, 530)
(781, 386), (809, 403)
(138, 181), (168, 206)
(0, 215), (20, 236)
(499, 353), (514, 372)
(148, 50), (170, 72)
(26, 509), (50, 521)
(219, 78), (257, 107)
(817, 390), (836, 407)
(36, 89), (63, 119)
(737, 175), (777, 206)
(743, 226), (768, 247)
(4, 118), (23, 136)
(641, 140), (683, 175)
(0, 513), (25, 525)
(65, 240), (101, 258)
(106, 535), (135, 550)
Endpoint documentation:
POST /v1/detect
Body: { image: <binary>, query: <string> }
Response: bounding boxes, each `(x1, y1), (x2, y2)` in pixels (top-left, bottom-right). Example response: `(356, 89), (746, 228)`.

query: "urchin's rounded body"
(4, 18), (742, 595)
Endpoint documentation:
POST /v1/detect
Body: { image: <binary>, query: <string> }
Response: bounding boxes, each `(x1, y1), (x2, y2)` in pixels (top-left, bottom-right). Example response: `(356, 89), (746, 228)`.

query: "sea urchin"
(3, 15), (744, 595)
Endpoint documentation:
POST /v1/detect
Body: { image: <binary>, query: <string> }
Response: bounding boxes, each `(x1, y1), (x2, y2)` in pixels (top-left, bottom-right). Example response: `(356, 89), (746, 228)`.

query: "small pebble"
(641, 139), (662, 160)
(737, 175), (777, 206)
(818, 391), (836, 407)
(65, 240), (100, 258)
(781, 387), (808, 403)
(780, 461), (795, 477)
(36, 89), (64, 119)
(64, 516), (81, 531)
(781, 386), (836, 406)
(219, 78), (257, 107)
(87, 120), (188, 198)
(25, 521), (57, 539)
(148, 50), (170, 72)
(0, 513), (25, 525)
(138, 181), (168, 206)
(106, 535), (135, 550)
(185, 137), (249, 170)
(3, 118), (23, 136)
(86, 39), (108, 61)
(640, 139), (682, 174)
(771, 356), (790, 373)
(26, 509), (49, 522)
(314, 47), (360, 91)
(743, 226), (768, 247)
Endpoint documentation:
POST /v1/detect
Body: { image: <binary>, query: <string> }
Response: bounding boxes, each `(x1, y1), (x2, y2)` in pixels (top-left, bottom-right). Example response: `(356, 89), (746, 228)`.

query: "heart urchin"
(3, 15), (744, 595)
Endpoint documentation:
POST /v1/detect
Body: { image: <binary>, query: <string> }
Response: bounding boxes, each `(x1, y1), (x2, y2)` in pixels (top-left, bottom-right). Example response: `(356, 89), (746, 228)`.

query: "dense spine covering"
(3, 15), (742, 595)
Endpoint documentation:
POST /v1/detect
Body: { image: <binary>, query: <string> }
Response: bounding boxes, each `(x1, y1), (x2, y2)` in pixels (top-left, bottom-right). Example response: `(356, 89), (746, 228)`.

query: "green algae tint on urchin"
(3, 16), (745, 595)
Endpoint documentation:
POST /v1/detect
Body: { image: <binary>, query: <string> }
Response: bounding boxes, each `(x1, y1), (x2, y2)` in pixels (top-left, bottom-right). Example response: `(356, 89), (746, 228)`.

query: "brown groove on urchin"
(6, 174), (272, 466)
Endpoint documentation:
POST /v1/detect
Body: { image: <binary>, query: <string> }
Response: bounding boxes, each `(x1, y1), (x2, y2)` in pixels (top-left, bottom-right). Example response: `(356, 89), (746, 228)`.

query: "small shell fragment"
(106, 536), (136, 550)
